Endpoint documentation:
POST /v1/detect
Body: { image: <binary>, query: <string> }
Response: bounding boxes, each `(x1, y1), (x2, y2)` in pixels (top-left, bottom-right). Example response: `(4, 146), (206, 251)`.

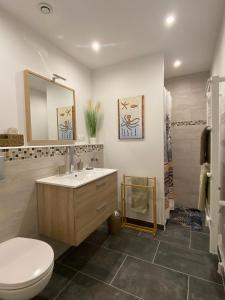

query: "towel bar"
(120, 175), (157, 236)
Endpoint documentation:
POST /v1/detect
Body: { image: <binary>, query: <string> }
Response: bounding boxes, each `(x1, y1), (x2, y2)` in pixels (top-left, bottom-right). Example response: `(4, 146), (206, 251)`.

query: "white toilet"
(0, 237), (54, 300)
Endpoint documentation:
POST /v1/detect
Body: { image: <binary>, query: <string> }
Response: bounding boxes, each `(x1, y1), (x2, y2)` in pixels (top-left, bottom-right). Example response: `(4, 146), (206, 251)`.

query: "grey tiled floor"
(34, 223), (225, 300)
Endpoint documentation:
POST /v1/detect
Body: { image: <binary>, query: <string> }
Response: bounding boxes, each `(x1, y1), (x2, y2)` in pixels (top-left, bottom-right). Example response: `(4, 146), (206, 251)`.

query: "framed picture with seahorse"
(118, 95), (144, 139)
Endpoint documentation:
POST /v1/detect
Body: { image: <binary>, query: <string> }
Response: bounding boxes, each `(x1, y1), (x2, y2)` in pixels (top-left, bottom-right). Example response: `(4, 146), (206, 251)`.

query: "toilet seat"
(0, 237), (54, 290)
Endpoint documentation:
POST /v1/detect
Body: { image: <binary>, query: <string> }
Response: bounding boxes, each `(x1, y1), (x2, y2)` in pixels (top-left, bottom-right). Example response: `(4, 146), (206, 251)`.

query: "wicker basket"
(0, 134), (24, 147)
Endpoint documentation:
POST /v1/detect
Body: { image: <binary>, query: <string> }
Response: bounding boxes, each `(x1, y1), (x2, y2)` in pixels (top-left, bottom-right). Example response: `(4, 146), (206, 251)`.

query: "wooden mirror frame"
(24, 70), (76, 145)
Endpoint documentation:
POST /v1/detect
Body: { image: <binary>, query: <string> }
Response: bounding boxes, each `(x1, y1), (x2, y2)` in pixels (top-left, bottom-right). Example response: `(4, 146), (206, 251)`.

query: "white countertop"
(36, 168), (117, 188)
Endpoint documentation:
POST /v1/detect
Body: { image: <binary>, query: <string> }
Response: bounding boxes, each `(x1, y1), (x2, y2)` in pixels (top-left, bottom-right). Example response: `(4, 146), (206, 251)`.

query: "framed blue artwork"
(57, 106), (75, 140)
(118, 95), (144, 139)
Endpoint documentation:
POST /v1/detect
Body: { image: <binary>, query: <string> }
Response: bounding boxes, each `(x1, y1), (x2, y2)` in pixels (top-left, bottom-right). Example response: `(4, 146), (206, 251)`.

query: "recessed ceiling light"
(173, 60), (182, 68)
(92, 42), (100, 52)
(39, 3), (53, 15)
(165, 14), (175, 26)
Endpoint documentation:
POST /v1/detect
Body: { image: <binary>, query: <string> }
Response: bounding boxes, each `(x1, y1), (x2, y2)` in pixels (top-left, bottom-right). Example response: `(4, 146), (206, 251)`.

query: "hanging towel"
(200, 127), (211, 164)
(198, 163), (210, 210)
(131, 177), (149, 214)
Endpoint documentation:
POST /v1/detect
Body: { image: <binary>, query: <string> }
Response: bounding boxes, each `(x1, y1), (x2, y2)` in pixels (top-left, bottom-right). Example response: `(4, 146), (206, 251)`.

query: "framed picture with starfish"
(118, 95), (144, 139)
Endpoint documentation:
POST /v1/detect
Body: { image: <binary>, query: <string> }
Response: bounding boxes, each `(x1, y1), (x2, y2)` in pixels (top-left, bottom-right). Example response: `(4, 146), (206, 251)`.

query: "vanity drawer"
(74, 173), (117, 243)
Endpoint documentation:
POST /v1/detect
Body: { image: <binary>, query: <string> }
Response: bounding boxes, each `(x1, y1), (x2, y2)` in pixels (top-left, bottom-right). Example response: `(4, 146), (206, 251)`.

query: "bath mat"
(169, 208), (203, 231)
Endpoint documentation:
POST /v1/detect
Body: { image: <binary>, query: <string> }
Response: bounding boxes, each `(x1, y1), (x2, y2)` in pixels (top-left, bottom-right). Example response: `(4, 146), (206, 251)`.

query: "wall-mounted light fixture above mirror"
(24, 70), (76, 145)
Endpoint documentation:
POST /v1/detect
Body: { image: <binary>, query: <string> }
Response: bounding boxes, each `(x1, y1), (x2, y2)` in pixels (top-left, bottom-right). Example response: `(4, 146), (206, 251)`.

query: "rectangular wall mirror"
(24, 70), (76, 145)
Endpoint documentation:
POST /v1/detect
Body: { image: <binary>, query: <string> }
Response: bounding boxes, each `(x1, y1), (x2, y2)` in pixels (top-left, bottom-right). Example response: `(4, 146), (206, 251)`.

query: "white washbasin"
(36, 168), (117, 188)
(65, 170), (93, 181)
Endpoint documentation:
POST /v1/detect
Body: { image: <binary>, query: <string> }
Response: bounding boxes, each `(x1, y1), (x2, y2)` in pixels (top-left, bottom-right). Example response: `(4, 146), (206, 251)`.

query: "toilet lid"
(0, 237), (54, 290)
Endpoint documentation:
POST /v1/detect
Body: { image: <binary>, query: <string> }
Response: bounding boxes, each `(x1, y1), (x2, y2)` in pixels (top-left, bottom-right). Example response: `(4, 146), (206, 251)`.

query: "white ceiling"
(0, 0), (224, 78)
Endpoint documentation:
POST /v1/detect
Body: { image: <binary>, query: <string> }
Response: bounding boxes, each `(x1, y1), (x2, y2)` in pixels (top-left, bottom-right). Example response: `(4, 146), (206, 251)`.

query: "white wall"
(0, 10), (91, 142)
(92, 54), (165, 225)
(211, 12), (225, 265)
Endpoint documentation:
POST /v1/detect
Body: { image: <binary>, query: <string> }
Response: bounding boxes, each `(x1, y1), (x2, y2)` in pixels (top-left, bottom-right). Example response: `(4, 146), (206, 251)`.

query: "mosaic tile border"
(0, 144), (104, 162)
(172, 120), (207, 127)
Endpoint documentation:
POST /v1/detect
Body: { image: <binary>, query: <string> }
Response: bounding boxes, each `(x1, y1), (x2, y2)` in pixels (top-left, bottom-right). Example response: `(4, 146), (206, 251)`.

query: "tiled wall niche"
(0, 144), (104, 258)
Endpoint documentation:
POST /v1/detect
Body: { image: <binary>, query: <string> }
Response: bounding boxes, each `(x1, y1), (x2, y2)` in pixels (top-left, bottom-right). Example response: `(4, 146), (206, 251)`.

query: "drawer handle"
(96, 182), (106, 189)
(96, 203), (107, 211)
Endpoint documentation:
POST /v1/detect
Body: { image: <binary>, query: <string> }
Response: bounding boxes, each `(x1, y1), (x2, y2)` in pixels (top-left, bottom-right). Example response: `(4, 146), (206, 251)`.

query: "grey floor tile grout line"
(192, 230), (209, 236)
(54, 271), (79, 300)
(109, 254), (128, 285)
(152, 240), (160, 263)
(57, 261), (78, 272)
(128, 253), (189, 278)
(55, 258), (223, 299)
(125, 253), (222, 286)
(56, 231), (221, 285)
(189, 230), (191, 249)
(158, 238), (210, 254)
(78, 270), (144, 300)
(153, 261), (223, 286)
(83, 240), (127, 255)
(85, 229), (210, 252)
(84, 236), (161, 257)
(186, 276), (190, 300)
(189, 246), (209, 254)
(222, 271), (225, 289)
(56, 240), (223, 287)
(57, 247), (74, 263)
(57, 258), (142, 299)
(74, 240), (223, 286)
(220, 267), (225, 289)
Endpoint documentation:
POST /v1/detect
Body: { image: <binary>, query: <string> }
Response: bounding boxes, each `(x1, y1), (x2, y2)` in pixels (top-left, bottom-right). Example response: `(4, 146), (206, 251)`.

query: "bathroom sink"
(36, 168), (117, 188)
(65, 170), (97, 181)
(65, 169), (107, 181)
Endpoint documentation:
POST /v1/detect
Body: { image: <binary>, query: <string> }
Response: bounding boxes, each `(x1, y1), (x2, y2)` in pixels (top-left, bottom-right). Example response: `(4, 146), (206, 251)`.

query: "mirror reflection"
(25, 71), (76, 143)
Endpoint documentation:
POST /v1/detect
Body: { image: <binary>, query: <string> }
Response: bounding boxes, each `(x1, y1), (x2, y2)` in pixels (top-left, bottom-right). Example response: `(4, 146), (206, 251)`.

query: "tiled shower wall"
(0, 144), (103, 258)
(165, 72), (209, 208)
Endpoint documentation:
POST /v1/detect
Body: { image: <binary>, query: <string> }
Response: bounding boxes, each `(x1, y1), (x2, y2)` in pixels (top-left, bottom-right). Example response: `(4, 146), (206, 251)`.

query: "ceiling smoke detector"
(39, 3), (53, 15)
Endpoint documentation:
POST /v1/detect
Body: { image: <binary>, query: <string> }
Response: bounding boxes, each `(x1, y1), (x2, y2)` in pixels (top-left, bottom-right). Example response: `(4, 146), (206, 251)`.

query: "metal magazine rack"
(121, 175), (157, 236)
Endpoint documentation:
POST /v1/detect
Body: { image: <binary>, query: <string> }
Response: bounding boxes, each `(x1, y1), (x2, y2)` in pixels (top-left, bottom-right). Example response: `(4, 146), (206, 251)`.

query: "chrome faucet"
(74, 154), (83, 171)
(65, 146), (75, 174)
(65, 146), (83, 173)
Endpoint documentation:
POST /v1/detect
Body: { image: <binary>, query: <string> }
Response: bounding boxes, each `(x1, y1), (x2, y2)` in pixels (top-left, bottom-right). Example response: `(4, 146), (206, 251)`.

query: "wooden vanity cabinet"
(37, 172), (117, 246)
